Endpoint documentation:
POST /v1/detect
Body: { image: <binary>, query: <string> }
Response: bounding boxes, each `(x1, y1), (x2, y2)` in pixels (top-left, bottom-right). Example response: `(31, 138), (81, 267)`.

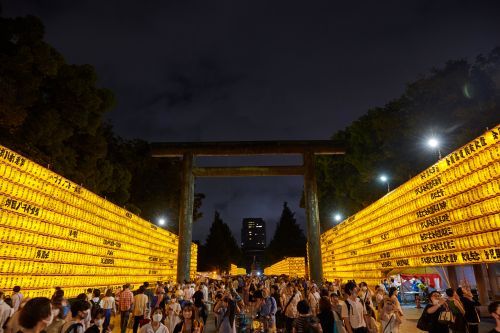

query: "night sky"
(4, 0), (500, 243)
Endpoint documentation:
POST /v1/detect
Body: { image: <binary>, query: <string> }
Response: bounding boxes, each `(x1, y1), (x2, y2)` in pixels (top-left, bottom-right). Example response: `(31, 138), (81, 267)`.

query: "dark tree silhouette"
(265, 202), (307, 265)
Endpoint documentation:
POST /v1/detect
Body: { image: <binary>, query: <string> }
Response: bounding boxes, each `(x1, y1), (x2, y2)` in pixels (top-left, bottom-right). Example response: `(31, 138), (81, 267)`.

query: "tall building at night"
(241, 218), (266, 273)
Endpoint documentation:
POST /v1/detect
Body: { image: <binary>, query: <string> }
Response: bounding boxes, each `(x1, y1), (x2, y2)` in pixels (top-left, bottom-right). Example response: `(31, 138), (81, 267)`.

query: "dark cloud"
(3, 0), (500, 241)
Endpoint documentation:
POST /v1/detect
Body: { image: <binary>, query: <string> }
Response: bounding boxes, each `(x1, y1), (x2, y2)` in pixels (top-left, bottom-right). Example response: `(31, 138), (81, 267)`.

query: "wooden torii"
(151, 140), (344, 283)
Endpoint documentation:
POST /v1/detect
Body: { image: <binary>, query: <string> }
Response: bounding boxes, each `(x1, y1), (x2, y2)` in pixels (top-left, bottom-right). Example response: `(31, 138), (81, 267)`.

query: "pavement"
(110, 304), (495, 333)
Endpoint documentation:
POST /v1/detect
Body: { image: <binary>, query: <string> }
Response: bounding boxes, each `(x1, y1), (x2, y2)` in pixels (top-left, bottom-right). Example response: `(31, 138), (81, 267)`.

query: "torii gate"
(151, 141), (344, 283)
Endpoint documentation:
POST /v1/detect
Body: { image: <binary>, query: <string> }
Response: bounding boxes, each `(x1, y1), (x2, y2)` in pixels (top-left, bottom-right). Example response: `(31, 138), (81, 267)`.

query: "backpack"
(65, 323), (83, 333)
(90, 299), (101, 319)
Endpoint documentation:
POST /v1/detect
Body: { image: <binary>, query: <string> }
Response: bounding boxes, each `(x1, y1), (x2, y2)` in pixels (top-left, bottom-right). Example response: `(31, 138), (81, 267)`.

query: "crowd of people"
(0, 276), (498, 333)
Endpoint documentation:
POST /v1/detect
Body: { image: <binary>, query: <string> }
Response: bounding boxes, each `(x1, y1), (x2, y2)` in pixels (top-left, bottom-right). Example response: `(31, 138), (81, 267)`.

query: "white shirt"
(0, 302), (12, 333)
(341, 298), (367, 329)
(139, 322), (169, 333)
(11, 293), (23, 313)
(100, 296), (116, 312)
(202, 285), (208, 302)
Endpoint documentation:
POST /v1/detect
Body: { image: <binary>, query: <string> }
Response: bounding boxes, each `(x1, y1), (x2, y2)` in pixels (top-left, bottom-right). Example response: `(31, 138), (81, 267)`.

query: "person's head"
(93, 289), (101, 298)
(445, 288), (455, 298)
(19, 297), (52, 330)
(13, 286), (21, 293)
(271, 285), (279, 294)
(76, 293), (87, 301)
(92, 308), (105, 326)
(318, 297), (332, 314)
(429, 291), (442, 305)
(151, 307), (163, 323)
(390, 278), (395, 283)
(344, 281), (358, 298)
(296, 300), (310, 315)
(330, 293), (339, 306)
(359, 282), (368, 291)
(70, 300), (91, 320)
(87, 288), (93, 294)
(144, 282), (150, 288)
(181, 303), (195, 320)
(388, 287), (398, 297)
(138, 286), (145, 294)
(105, 289), (113, 298)
(50, 295), (65, 320)
(0, 291), (4, 302)
(488, 301), (500, 322)
(456, 287), (464, 297)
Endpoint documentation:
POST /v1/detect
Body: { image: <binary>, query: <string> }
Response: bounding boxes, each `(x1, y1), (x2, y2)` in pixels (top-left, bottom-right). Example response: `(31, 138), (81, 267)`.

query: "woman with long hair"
(172, 303), (203, 333)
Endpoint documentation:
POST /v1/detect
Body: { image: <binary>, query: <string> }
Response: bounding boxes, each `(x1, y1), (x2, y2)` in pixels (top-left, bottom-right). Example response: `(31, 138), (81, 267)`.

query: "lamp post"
(333, 213), (342, 223)
(379, 175), (390, 193)
(427, 137), (442, 160)
(158, 217), (166, 226)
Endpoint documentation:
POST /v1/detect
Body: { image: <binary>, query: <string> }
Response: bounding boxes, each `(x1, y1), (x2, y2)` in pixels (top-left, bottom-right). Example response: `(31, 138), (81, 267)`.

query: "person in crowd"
(308, 286), (321, 316)
(317, 297), (335, 333)
(100, 289), (116, 332)
(5, 296), (31, 333)
(61, 299), (91, 333)
(445, 288), (467, 333)
(214, 296), (238, 333)
(155, 283), (166, 309)
(86, 289), (94, 303)
(0, 291), (13, 333)
(282, 283), (301, 333)
(164, 298), (181, 333)
(11, 287), (23, 314)
(457, 287), (480, 333)
(329, 293), (343, 319)
(380, 297), (402, 333)
(487, 301), (500, 333)
(133, 286), (149, 333)
(424, 291), (450, 333)
(341, 281), (370, 333)
(73, 294), (91, 330)
(119, 284), (134, 333)
(17, 297), (55, 333)
(173, 303), (203, 333)
(192, 285), (206, 324)
(358, 283), (372, 309)
(139, 307), (168, 333)
(85, 308), (107, 333)
(143, 283), (154, 310)
(255, 289), (277, 331)
(291, 300), (322, 333)
(373, 286), (385, 314)
(45, 295), (66, 333)
(387, 287), (403, 318)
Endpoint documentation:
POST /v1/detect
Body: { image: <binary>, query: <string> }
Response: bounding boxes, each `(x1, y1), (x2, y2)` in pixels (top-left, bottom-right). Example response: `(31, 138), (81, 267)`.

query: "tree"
(316, 48), (500, 231)
(265, 202), (307, 265)
(201, 211), (241, 272)
(0, 14), (204, 226)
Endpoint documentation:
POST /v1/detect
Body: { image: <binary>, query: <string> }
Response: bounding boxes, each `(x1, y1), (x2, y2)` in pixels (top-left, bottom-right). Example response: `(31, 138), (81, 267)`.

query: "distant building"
(241, 218), (266, 273)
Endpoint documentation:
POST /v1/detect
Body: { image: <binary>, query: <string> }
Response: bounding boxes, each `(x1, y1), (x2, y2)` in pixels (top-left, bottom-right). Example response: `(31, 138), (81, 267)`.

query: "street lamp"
(333, 213), (342, 222)
(379, 175), (390, 192)
(158, 217), (166, 226)
(427, 137), (442, 159)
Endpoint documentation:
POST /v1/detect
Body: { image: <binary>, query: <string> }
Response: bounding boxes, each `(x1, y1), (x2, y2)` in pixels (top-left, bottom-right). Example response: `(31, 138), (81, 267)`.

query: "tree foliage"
(265, 202), (307, 265)
(316, 48), (500, 231)
(199, 211), (242, 272)
(0, 15), (204, 228)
